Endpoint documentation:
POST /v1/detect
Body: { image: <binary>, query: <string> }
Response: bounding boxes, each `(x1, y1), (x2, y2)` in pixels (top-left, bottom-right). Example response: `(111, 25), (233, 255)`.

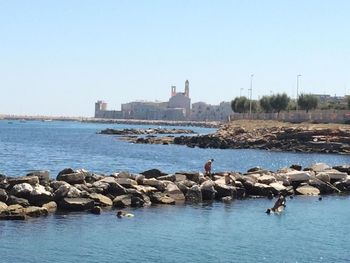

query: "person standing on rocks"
(204, 159), (214, 178)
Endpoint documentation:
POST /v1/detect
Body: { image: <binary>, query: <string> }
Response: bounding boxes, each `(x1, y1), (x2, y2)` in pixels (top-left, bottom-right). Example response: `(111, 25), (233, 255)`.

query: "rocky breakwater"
(0, 163), (349, 220)
(99, 128), (196, 135)
(174, 124), (350, 154)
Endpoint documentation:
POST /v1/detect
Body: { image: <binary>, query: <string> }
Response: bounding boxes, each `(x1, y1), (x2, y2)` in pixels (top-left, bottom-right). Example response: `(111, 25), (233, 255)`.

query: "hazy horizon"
(1, 1), (349, 117)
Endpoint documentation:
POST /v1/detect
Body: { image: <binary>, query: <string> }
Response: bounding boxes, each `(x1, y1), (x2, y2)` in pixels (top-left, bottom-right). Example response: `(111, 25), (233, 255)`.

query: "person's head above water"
(117, 211), (123, 218)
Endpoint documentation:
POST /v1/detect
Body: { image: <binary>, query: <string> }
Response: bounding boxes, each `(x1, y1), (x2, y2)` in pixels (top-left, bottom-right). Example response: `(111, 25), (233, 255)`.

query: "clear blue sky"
(0, 0), (349, 117)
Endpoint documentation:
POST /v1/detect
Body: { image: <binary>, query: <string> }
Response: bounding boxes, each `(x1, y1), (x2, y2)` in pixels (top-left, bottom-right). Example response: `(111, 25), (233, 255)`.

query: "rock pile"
(174, 126), (350, 154)
(0, 163), (349, 220)
(99, 128), (195, 135)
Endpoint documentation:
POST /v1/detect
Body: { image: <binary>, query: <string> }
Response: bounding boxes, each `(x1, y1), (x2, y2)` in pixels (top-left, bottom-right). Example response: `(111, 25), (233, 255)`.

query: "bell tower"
(171, 86), (176, 97)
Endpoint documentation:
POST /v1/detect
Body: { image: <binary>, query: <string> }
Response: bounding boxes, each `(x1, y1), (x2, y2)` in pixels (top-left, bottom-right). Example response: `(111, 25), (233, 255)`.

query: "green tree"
(347, 96), (350, 109)
(259, 96), (272, 113)
(297, 94), (318, 112)
(231, 96), (249, 113)
(270, 93), (290, 113)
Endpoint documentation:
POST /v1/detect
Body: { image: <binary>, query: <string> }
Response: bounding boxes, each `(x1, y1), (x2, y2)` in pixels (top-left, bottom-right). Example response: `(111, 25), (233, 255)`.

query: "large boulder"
(50, 180), (69, 191)
(26, 171), (50, 185)
(149, 192), (175, 205)
(333, 165), (350, 175)
(89, 193), (113, 207)
(7, 195), (30, 207)
(0, 189), (8, 203)
(175, 174), (187, 182)
(10, 183), (33, 198)
(53, 184), (71, 201)
(58, 198), (94, 211)
(258, 175), (276, 185)
(323, 170), (348, 181)
(115, 178), (137, 188)
(140, 169), (167, 179)
(0, 201), (8, 211)
(8, 176), (39, 186)
(29, 184), (53, 206)
(247, 183), (274, 197)
(98, 177), (127, 196)
(57, 168), (75, 176)
(142, 178), (166, 191)
(306, 163), (330, 173)
(113, 195), (132, 208)
(214, 183), (237, 199)
(131, 185), (157, 195)
(269, 182), (287, 195)
(200, 181), (216, 201)
(0, 204), (26, 220)
(285, 171), (311, 182)
(185, 185), (202, 203)
(25, 206), (49, 217)
(56, 172), (85, 185)
(42, 201), (57, 213)
(315, 172), (331, 183)
(296, 185), (320, 196)
(164, 183), (185, 202)
(157, 174), (176, 182)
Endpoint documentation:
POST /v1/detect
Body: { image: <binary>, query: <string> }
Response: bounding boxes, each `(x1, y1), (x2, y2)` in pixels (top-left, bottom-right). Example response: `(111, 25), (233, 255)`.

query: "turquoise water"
(0, 120), (349, 262)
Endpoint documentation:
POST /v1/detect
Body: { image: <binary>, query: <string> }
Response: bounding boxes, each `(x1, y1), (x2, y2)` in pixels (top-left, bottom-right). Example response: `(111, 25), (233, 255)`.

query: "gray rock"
(57, 172), (85, 185)
(258, 175), (276, 185)
(29, 184), (53, 206)
(140, 169), (167, 179)
(58, 198), (94, 211)
(214, 183), (237, 199)
(333, 165), (350, 175)
(42, 201), (57, 213)
(89, 193), (113, 207)
(115, 178), (137, 188)
(57, 168), (75, 177)
(176, 172), (200, 183)
(8, 176), (39, 186)
(164, 183), (185, 202)
(0, 201), (8, 211)
(98, 177), (128, 196)
(113, 195), (132, 208)
(306, 163), (331, 173)
(53, 185), (71, 201)
(7, 195), (30, 207)
(200, 181), (216, 201)
(27, 171), (50, 185)
(296, 185), (320, 196)
(157, 174), (176, 182)
(10, 183), (33, 198)
(50, 180), (69, 191)
(25, 206), (48, 217)
(142, 178), (166, 191)
(0, 189), (8, 203)
(149, 192), (175, 205)
(185, 185), (202, 203)
(131, 196), (145, 207)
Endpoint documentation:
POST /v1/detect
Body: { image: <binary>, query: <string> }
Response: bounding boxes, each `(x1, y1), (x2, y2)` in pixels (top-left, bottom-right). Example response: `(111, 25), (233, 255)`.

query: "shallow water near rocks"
(1, 196), (349, 262)
(0, 120), (349, 262)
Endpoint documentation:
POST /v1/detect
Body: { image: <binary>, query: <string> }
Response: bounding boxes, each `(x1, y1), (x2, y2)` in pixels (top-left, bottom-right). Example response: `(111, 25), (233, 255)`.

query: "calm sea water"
(0, 120), (349, 262)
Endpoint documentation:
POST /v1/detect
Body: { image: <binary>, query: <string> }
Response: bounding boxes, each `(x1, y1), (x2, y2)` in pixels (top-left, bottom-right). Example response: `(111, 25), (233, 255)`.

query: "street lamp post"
(249, 74), (254, 115)
(240, 88), (243, 97)
(296, 74), (302, 111)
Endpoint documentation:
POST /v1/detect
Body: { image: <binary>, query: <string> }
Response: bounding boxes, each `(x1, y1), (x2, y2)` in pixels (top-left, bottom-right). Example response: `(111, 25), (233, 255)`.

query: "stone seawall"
(0, 163), (349, 220)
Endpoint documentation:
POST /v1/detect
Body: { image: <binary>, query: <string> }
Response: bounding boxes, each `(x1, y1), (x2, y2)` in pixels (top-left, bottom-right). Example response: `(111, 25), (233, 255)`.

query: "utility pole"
(249, 74), (254, 115)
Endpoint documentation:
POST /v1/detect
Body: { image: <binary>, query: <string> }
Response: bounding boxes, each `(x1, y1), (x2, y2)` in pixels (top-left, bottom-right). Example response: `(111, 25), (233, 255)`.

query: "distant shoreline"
(0, 115), (222, 128)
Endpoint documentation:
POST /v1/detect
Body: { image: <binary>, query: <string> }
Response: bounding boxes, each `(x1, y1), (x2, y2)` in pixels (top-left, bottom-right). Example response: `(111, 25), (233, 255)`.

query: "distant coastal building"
(94, 80), (232, 121)
(191, 101), (232, 121)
